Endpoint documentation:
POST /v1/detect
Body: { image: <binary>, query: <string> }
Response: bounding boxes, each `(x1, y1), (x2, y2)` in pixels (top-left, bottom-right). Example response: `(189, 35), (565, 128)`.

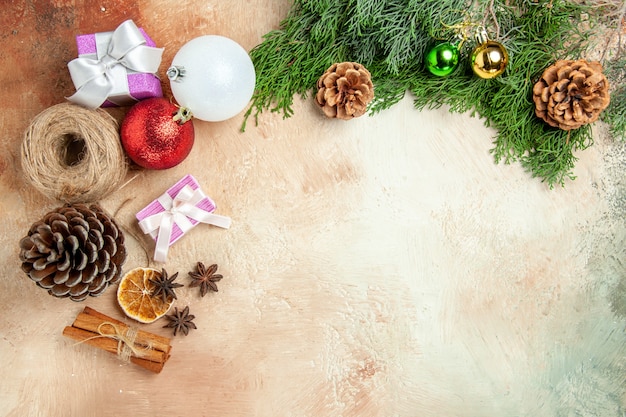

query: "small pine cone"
(533, 59), (610, 131)
(315, 62), (374, 120)
(19, 203), (127, 302)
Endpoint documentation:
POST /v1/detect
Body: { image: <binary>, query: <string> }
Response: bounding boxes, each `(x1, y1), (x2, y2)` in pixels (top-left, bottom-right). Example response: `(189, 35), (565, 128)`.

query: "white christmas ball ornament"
(167, 35), (256, 122)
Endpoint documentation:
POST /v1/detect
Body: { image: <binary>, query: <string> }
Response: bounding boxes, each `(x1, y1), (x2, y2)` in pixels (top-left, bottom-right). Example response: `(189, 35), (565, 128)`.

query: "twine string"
(20, 103), (128, 204)
(114, 324), (139, 362)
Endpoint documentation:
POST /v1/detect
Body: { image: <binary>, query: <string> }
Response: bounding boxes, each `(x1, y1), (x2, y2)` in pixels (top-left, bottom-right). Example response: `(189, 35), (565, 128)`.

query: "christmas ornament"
(120, 97), (194, 170)
(533, 59), (610, 131)
(167, 35), (256, 122)
(470, 29), (508, 79)
(424, 42), (460, 77)
(19, 203), (127, 302)
(315, 62), (374, 120)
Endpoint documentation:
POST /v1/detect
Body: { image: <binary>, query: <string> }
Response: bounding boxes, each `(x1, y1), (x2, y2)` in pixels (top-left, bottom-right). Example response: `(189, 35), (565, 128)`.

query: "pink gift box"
(136, 175), (218, 246)
(75, 27), (163, 107)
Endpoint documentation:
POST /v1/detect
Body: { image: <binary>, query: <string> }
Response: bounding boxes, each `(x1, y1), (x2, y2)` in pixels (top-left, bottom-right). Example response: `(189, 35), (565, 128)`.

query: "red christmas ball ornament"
(121, 97), (194, 170)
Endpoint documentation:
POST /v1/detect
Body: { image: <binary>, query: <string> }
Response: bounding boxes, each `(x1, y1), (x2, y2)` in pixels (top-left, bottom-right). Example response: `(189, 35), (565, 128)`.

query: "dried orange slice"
(117, 267), (174, 323)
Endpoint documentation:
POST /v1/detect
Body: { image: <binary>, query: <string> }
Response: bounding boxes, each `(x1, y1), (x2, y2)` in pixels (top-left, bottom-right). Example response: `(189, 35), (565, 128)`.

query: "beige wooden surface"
(1, 1), (625, 416)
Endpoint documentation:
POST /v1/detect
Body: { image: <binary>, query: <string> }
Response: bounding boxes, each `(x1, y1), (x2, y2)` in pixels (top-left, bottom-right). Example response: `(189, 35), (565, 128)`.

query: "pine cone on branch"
(533, 59), (610, 131)
(19, 203), (127, 302)
(315, 62), (374, 120)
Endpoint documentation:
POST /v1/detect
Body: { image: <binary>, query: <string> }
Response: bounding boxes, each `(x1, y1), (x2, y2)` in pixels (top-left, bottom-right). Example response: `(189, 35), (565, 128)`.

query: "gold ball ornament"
(471, 41), (509, 79)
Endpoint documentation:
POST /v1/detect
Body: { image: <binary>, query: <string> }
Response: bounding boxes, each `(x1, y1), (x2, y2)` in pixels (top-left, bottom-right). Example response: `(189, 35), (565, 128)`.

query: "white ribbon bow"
(138, 185), (232, 263)
(67, 20), (164, 109)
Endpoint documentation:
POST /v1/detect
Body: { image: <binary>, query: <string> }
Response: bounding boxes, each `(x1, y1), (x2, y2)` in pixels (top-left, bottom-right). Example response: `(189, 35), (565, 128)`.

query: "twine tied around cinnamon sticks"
(77, 322), (150, 363)
(63, 307), (172, 373)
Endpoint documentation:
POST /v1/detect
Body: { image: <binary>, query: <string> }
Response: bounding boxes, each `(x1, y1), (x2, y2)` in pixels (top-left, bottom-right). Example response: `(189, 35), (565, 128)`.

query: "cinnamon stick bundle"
(63, 306), (172, 373)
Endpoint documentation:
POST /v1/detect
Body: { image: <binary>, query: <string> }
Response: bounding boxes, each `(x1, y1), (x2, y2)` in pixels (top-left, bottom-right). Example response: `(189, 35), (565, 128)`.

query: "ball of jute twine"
(21, 103), (128, 203)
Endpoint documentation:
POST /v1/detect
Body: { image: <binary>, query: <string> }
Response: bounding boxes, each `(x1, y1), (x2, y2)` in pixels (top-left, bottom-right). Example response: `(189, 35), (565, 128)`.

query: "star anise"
(149, 268), (183, 303)
(188, 262), (223, 297)
(163, 306), (196, 336)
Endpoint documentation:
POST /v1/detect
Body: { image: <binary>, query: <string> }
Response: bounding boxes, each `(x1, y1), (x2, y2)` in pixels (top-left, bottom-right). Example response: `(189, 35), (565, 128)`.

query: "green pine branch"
(602, 57), (626, 140)
(243, 0), (620, 187)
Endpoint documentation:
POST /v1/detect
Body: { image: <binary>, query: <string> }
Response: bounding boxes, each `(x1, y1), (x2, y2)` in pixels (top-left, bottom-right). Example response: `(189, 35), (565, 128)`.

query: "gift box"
(67, 20), (164, 109)
(136, 175), (231, 263)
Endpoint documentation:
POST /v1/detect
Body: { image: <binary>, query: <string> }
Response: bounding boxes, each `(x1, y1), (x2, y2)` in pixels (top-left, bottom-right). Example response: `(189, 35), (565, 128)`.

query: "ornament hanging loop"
(475, 27), (489, 45)
(469, 26), (509, 79)
(439, 11), (479, 49)
(168, 98), (194, 124)
(167, 65), (185, 82)
(454, 33), (466, 50)
(172, 107), (193, 124)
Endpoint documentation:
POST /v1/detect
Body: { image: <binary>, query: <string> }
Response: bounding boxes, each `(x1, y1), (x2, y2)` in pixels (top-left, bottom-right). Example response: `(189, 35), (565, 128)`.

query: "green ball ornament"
(470, 40), (509, 79)
(424, 42), (460, 77)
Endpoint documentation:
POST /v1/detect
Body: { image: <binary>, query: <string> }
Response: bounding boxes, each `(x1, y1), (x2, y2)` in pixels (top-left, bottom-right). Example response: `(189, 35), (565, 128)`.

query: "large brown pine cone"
(532, 59), (610, 131)
(19, 203), (126, 302)
(315, 62), (374, 120)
